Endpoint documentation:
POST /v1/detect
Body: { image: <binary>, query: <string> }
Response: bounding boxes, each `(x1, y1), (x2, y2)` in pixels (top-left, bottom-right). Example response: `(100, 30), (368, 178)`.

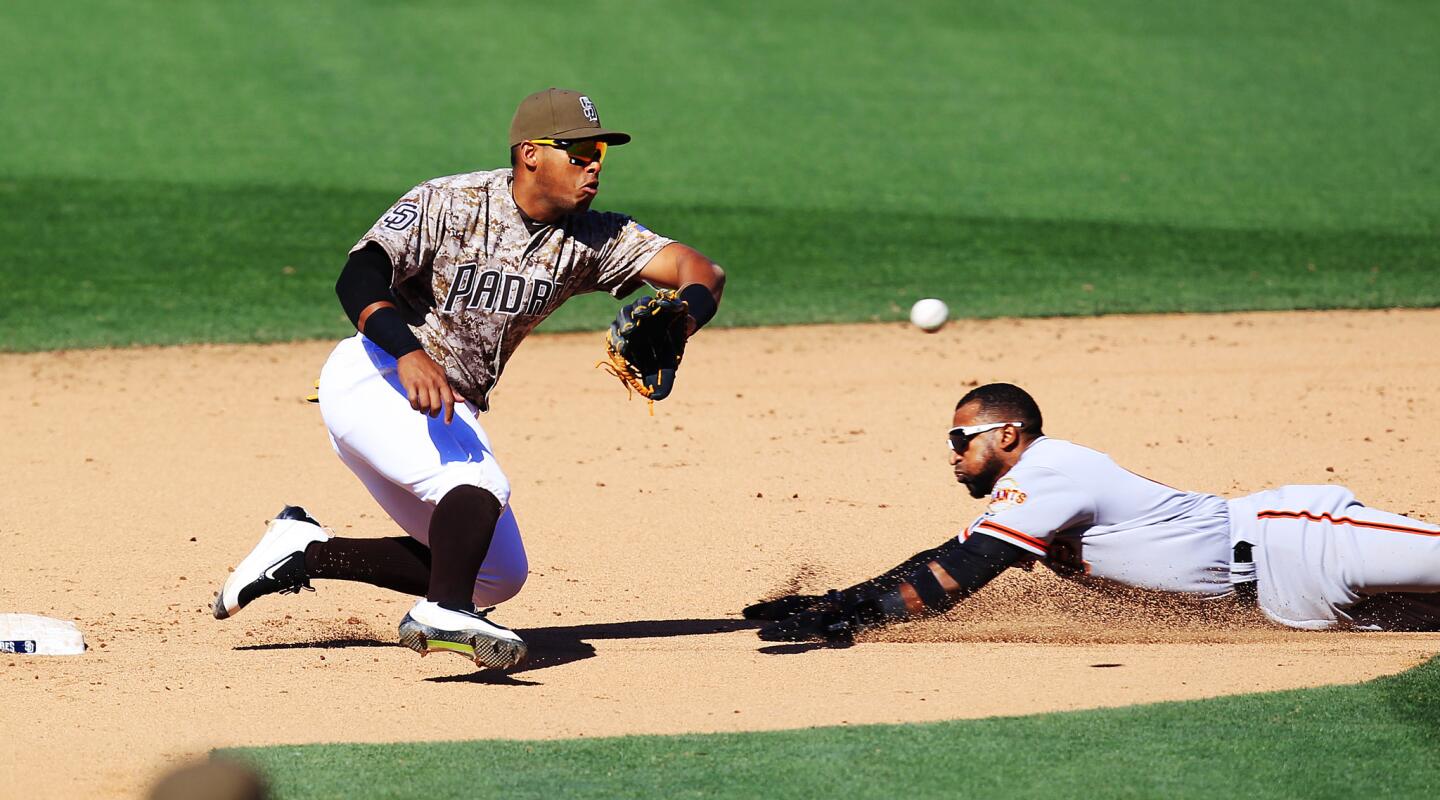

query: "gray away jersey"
(962, 437), (1233, 595)
(352, 168), (674, 409)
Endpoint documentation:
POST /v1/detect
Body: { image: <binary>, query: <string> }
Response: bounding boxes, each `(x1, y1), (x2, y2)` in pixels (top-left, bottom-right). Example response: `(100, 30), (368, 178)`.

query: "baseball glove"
(599, 289), (690, 409)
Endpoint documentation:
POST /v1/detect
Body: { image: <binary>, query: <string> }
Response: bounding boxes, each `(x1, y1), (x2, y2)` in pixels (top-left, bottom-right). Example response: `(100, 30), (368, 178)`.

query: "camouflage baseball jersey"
(351, 168), (674, 409)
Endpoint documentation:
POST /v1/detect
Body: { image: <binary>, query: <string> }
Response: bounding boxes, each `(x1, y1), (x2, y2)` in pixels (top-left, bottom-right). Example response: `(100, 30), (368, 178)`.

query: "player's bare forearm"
(634, 243), (724, 338)
(680, 252), (725, 302)
(640, 243), (725, 299)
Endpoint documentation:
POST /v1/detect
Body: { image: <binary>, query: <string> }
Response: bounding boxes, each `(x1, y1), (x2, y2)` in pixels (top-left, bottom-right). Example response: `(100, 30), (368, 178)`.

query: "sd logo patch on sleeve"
(382, 201), (420, 231)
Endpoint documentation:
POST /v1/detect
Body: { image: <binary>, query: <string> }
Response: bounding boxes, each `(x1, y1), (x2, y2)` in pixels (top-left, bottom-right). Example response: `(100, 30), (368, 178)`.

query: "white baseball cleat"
(212, 506), (332, 620)
(398, 599), (528, 670)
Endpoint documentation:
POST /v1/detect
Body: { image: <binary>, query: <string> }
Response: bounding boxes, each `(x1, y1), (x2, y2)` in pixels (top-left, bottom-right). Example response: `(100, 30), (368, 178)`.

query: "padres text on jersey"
(353, 168), (674, 409)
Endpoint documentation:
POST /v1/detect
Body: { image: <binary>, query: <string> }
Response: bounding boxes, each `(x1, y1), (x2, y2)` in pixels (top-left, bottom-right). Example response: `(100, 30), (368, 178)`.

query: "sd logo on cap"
(509, 88), (631, 147)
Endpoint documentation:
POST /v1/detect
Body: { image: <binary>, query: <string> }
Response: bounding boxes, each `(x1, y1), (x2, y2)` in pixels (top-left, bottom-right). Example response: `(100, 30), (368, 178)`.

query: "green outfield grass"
(225, 653), (1440, 799)
(2, 1), (1438, 350)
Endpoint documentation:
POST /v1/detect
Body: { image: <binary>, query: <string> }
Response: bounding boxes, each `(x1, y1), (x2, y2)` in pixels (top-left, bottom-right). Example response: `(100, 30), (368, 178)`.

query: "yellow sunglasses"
(530, 138), (607, 166)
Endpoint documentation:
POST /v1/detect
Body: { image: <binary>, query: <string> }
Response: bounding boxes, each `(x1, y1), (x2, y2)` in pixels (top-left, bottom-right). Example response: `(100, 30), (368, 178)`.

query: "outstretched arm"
(743, 544), (955, 622)
(636, 243), (725, 334)
(754, 534), (1031, 642)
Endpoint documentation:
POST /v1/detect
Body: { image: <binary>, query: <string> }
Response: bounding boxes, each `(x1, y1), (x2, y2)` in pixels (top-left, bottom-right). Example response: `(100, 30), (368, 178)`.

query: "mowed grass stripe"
(2, 177), (1436, 351)
(224, 654), (1440, 799)
(3, 2), (1437, 232)
(2, 1), (1439, 350)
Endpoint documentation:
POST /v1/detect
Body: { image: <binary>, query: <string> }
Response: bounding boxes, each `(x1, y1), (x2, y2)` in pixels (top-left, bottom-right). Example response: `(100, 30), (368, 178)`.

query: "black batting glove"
(742, 593), (830, 621)
(757, 607), (859, 643)
(755, 590), (889, 643)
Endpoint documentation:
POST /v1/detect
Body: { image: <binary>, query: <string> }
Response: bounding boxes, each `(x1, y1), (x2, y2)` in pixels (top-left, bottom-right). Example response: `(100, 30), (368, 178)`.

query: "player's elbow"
(686, 258), (724, 300)
(335, 262), (361, 326)
(674, 245), (725, 296)
(707, 263), (727, 296)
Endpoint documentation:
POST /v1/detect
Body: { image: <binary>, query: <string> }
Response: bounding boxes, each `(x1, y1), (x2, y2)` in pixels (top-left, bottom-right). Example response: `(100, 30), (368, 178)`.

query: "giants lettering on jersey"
(988, 477), (1028, 513)
(442, 264), (556, 316)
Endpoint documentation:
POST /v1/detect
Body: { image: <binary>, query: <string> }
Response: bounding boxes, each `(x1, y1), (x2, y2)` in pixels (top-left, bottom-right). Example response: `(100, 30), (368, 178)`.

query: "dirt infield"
(3, 309), (1439, 799)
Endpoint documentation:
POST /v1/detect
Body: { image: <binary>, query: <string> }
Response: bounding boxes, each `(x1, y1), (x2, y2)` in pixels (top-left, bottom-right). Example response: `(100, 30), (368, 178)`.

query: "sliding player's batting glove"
(742, 591), (834, 621)
(757, 606), (859, 643)
(755, 589), (891, 643)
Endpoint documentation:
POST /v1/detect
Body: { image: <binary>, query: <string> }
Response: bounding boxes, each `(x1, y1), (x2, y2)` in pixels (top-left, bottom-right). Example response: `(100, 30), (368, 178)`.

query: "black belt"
(1231, 541), (1257, 602)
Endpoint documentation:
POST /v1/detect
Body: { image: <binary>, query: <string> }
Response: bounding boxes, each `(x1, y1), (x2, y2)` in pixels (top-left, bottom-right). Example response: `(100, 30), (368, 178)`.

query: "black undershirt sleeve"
(870, 533), (1030, 621)
(754, 533), (1033, 642)
(838, 545), (947, 603)
(336, 242), (394, 326)
(335, 242), (422, 359)
(677, 283), (718, 330)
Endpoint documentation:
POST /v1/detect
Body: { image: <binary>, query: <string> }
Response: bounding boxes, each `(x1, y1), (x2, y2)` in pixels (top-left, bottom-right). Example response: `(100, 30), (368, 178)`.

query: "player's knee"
(428, 462), (511, 508)
(473, 557), (528, 607)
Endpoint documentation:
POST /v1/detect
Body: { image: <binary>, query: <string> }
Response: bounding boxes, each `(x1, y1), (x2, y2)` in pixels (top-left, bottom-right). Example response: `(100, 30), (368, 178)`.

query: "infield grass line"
(224, 654), (1440, 799)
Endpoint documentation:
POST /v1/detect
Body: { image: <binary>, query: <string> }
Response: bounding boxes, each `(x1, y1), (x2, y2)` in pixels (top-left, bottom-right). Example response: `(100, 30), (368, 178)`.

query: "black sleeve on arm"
(336, 242), (422, 359)
(744, 544), (950, 623)
(336, 242), (394, 326)
(839, 544), (948, 602)
(678, 283), (718, 331)
(756, 533), (1033, 643)
(872, 533), (1030, 621)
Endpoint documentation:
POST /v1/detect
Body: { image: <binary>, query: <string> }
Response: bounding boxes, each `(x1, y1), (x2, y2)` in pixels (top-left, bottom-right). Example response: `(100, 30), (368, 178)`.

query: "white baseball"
(909, 298), (949, 333)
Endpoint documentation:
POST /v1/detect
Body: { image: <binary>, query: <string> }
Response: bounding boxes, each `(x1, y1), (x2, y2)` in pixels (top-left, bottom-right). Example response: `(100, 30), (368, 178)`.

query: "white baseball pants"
(1229, 485), (1440, 630)
(317, 333), (528, 606)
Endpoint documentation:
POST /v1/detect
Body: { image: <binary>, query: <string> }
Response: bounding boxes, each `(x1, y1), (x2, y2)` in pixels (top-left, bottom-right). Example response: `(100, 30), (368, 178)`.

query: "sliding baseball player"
(748, 383), (1440, 640)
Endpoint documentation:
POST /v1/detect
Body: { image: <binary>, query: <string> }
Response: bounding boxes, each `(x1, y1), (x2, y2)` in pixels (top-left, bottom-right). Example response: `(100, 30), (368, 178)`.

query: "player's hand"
(396, 350), (458, 424)
(742, 593), (829, 621)
(757, 608), (858, 643)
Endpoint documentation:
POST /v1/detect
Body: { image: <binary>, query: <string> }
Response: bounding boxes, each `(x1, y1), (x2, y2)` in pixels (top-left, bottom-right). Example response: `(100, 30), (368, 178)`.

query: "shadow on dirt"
(228, 618), (760, 682)
(757, 641), (854, 655)
(235, 638), (394, 651)
(426, 618), (760, 684)
(235, 618), (760, 683)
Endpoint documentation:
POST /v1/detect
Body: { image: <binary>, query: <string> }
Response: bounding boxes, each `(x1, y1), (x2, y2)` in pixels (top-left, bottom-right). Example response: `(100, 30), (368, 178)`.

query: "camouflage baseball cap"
(509, 88), (631, 147)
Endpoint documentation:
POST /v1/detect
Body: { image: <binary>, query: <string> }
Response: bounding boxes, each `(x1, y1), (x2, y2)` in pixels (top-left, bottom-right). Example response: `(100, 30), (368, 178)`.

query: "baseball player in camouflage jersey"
(748, 383), (1440, 641)
(213, 89), (725, 670)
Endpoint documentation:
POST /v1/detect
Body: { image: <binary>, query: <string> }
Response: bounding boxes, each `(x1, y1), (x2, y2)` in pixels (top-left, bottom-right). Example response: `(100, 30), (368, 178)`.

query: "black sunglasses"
(529, 138), (607, 166)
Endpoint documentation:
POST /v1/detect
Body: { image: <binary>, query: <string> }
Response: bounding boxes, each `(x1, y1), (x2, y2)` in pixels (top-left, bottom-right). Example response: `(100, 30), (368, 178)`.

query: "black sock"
(304, 536), (432, 596)
(426, 485), (502, 607)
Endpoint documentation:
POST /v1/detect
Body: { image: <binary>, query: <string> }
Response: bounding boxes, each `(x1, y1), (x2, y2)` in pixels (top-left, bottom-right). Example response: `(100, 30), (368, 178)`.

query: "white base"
(0, 613), (86, 655)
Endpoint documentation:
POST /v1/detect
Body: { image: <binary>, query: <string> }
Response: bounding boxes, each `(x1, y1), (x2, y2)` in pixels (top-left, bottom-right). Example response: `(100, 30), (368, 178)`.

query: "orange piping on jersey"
(1257, 510), (1440, 537)
(975, 520), (1050, 554)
